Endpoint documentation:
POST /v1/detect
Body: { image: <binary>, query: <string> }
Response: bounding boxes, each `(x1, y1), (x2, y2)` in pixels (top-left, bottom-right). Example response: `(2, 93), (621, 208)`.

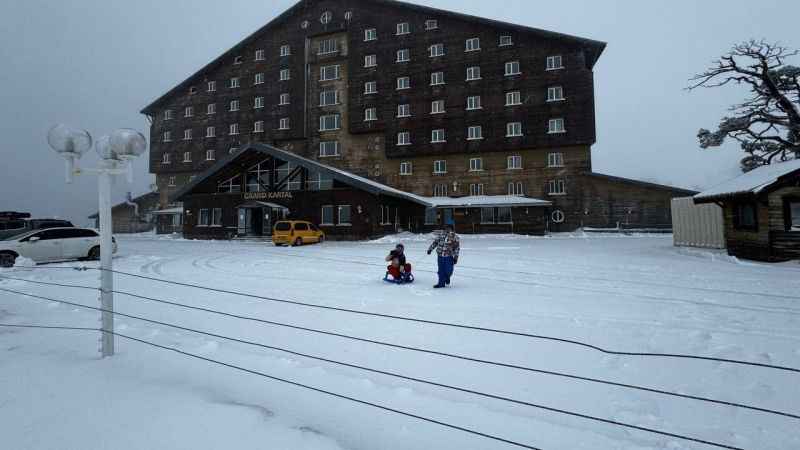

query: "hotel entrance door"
(237, 202), (289, 237)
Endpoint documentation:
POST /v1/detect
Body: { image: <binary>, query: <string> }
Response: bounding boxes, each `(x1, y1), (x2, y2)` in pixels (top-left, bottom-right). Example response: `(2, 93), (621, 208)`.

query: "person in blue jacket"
(427, 222), (460, 288)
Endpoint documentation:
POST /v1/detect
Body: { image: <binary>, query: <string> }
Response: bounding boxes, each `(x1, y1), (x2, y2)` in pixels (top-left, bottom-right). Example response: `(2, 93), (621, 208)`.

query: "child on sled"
(384, 244), (414, 283)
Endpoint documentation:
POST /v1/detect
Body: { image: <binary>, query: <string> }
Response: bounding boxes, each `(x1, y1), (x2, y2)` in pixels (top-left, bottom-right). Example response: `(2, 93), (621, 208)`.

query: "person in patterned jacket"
(427, 223), (460, 288)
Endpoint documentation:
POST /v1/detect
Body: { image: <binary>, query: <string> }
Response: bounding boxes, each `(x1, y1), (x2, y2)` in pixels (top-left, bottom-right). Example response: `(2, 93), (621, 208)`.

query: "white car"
(0, 227), (117, 268)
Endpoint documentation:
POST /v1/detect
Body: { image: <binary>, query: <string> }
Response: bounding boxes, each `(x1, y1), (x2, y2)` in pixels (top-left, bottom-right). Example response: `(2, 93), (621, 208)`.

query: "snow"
(1, 233), (799, 450)
(423, 195), (550, 208)
(694, 159), (800, 201)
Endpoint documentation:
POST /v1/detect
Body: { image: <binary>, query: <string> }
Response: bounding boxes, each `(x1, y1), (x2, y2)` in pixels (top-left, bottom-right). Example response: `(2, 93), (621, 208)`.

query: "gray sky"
(1, 0), (798, 224)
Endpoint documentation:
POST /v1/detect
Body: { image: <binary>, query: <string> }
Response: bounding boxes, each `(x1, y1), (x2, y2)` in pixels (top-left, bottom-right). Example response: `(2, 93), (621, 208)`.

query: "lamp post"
(47, 125), (147, 357)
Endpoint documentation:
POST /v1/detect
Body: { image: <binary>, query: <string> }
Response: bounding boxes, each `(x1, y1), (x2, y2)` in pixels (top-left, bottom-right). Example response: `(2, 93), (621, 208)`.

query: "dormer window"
(189, 86), (197, 95)
(233, 56), (243, 65)
(425, 19), (438, 30)
(499, 36), (513, 47)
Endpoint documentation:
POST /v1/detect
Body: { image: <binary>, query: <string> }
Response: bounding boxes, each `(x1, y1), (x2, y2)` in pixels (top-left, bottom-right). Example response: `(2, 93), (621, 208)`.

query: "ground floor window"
(786, 199), (800, 231)
(424, 207), (437, 225)
(734, 202), (758, 231)
(480, 207), (513, 224)
(380, 206), (392, 225)
(198, 209), (210, 226)
(321, 205), (334, 225)
(338, 205), (352, 225)
(480, 207), (495, 224)
(211, 208), (222, 227)
(497, 207), (512, 223)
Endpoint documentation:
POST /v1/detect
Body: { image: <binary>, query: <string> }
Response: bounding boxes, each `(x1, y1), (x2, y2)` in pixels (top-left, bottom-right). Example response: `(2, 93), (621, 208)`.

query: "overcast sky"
(1, 0), (798, 224)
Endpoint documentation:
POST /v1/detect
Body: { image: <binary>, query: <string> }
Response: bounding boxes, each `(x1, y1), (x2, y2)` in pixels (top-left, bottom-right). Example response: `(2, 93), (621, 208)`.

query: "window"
(279, 93), (290, 105)
(466, 66), (481, 80)
(380, 206), (392, 225)
(306, 171), (334, 191)
(547, 179), (567, 196)
(425, 19), (438, 30)
(280, 45), (290, 57)
(168, 176), (176, 187)
(198, 209), (210, 226)
(508, 182), (524, 196)
(466, 95), (481, 110)
(400, 161), (412, 175)
(338, 205), (352, 225)
(229, 123), (239, 135)
(319, 114), (341, 131)
(397, 131), (411, 146)
(548, 118), (566, 134)
(787, 199), (800, 231)
(431, 100), (445, 114)
(318, 38), (338, 55)
(278, 118), (289, 130)
(280, 69), (290, 81)
(431, 129), (446, 143)
(507, 155), (522, 169)
(246, 159), (271, 192)
(229, 99), (240, 112)
(547, 55), (564, 70)
(255, 49), (265, 61)
(183, 151), (192, 162)
(470, 183), (484, 196)
(433, 184), (448, 197)
(184, 106), (193, 117)
(234, 56), (243, 65)
(396, 49), (410, 62)
(548, 152), (564, 167)
(162, 131), (172, 142)
(217, 175), (241, 193)
(164, 109), (174, 120)
(319, 90), (340, 106)
(497, 207), (512, 223)
(551, 210), (565, 224)
(465, 37), (480, 52)
(229, 146), (239, 154)
(254, 73), (265, 85)
(189, 86), (197, 95)
(467, 126), (483, 140)
(364, 107), (377, 121)
(733, 203), (758, 231)
(505, 61), (521, 76)
(547, 86), (565, 102)
(254, 96), (264, 109)
(499, 35), (513, 46)
(396, 22), (410, 35)
(364, 28), (377, 41)
(506, 122), (523, 137)
(397, 104), (411, 118)
(207, 103), (216, 114)
(506, 91), (522, 106)
(396, 76), (410, 90)
(211, 208), (222, 227)
(431, 71), (444, 85)
(254, 120), (265, 133)
(480, 208), (494, 224)
(207, 81), (216, 92)
(162, 153), (171, 164)
(319, 141), (340, 157)
(183, 129), (192, 140)
(321, 206), (334, 225)
(364, 54), (377, 68)
(364, 81), (377, 94)
(206, 149), (215, 161)
(433, 160), (447, 174)
(429, 43), (444, 57)
(206, 126), (215, 138)
(469, 158), (483, 172)
(229, 77), (240, 88)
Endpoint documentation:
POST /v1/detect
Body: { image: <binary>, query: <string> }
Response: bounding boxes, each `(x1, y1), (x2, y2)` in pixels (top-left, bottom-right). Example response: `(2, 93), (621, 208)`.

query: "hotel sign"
(243, 191), (294, 200)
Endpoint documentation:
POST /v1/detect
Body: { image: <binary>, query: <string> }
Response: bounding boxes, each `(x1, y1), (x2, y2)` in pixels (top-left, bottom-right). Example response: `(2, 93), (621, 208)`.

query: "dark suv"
(0, 218), (74, 240)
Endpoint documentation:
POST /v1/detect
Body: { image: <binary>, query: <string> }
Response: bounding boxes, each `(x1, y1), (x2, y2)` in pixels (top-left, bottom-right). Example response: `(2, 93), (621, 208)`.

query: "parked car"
(272, 220), (325, 246)
(0, 228), (116, 268)
(0, 218), (74, 240)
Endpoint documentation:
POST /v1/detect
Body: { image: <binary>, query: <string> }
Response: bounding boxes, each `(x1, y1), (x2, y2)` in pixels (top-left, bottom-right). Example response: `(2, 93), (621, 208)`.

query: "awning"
(238, 201), (290, 210)
(150, 207), (184, 215)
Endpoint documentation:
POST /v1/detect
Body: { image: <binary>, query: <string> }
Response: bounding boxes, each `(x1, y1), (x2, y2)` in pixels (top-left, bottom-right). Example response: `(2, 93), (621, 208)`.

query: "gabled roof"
(587, 172), (698, 196)
(694, 159), (800, 203)
(140, 0), (605, 114)
(172, 143), (551, 208)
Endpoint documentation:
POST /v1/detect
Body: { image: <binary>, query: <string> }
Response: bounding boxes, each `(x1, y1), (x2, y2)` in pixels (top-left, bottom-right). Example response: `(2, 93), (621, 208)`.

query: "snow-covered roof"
(694, 159), (800, 202)
(150, 207), (184, 215)
(421, 195), (551, 208)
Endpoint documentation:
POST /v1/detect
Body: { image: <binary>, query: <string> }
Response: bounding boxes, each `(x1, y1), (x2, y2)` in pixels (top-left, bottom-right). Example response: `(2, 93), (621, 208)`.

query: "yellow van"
(272, 220), (325, 246)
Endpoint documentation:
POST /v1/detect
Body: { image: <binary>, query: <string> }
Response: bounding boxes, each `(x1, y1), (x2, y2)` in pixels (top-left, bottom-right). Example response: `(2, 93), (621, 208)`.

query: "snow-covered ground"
(1, 233), (798, 450)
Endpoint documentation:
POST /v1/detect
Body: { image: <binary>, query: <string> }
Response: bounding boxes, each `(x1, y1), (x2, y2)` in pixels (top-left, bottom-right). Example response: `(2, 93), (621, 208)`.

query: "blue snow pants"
(437, 255), (455, 286)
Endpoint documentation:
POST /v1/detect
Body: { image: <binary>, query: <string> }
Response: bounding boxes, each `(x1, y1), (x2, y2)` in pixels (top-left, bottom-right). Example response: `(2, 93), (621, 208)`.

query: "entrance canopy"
(238, 201), (289, 210)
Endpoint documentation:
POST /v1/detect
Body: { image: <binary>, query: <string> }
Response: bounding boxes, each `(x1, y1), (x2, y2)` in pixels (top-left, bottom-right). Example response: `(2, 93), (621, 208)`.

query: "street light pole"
(47, 125), (147, 358)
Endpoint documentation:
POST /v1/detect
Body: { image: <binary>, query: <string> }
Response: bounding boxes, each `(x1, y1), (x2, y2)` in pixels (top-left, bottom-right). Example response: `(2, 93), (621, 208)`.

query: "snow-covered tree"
(689, 40), (800, 172)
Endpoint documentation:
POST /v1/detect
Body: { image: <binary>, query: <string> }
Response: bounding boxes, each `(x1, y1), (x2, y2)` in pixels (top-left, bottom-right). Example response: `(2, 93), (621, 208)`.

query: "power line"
(94, 269), (800, 373)
(0, 316), (747, 450)
(1, 274), (797, 420)
(0, 323), (543, 450)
